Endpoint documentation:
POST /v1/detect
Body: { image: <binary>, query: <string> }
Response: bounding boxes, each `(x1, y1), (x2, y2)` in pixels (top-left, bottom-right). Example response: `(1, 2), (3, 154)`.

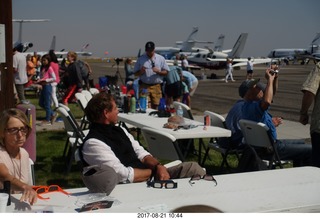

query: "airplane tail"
(311, 33), (320, 45)
(228, 33), (248, 58)
(213, 34), (225, 51)
(49, 36), (56, 51)
(179, 27), (199, 51)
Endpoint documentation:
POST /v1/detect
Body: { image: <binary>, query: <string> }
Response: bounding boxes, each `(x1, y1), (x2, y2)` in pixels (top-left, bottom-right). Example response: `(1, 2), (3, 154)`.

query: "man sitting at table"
(78, 92), (205, 194)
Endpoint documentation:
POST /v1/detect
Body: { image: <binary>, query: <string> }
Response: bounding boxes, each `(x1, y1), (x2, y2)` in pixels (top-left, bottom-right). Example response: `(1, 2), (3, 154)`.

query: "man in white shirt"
(13, 47), (28, 104)
(246, 57), (254, 79)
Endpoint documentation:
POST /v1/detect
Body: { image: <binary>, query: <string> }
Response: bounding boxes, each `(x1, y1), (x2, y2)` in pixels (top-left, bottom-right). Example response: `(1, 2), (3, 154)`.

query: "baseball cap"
(145, 41), (155, 51)
(238, 78), (260, 98)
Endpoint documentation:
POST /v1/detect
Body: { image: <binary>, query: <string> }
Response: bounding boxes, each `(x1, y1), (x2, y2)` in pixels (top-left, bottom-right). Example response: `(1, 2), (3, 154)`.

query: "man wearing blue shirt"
(241, 66), (311, 167)
(134, 41), (169, 109)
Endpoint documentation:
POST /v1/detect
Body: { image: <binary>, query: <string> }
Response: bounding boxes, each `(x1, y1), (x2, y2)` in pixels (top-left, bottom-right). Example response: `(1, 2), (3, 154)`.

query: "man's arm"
(260, 68), (276, 110)
(299, 90), (315, 125)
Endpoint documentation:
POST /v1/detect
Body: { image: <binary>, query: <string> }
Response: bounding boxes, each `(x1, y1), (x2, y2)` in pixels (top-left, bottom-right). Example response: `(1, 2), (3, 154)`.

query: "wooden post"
(0, 0), (14, 112)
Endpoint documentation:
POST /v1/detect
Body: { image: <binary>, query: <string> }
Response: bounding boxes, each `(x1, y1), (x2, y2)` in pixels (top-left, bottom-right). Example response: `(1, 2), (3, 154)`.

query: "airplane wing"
(206, 57), (272, 67)
(165, 60), (202, 70)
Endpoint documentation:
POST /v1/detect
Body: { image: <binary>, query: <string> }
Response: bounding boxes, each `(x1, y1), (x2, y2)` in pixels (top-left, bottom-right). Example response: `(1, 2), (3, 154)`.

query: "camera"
(270, 69), (279, 75)
(114, 58), (123, 65)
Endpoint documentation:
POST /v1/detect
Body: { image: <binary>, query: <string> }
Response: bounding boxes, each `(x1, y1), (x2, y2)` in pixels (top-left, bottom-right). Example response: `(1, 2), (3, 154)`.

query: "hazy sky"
(12, 0), (319, 58)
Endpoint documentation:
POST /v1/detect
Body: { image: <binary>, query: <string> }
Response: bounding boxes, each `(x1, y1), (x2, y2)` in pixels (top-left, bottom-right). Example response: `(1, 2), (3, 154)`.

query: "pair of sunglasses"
(189, 174), (217, 186)
(147, 180), (178, 189)
(32, 185), (70, 200)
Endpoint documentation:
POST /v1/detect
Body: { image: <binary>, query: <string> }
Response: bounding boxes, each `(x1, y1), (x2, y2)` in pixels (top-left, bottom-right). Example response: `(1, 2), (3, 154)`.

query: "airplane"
(184, 33), (270, 70)
(267, 33), (320, 64)
(155, 27), (213, 59)
(13, 19), (50, 52)
(22, 35), (93, 59)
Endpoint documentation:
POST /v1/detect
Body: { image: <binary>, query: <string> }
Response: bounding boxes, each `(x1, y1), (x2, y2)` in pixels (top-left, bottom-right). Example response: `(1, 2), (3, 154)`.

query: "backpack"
(77, 60), (89, 78)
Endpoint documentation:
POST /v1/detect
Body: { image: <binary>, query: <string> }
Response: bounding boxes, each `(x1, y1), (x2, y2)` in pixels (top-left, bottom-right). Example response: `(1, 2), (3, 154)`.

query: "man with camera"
(134, 41), (170, 109)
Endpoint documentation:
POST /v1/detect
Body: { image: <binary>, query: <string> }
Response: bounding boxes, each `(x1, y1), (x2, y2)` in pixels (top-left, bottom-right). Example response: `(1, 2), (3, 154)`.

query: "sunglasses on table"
(32, 185), (71, 200)
(147, 180), (178, 189)
(189, 174), (217, 186)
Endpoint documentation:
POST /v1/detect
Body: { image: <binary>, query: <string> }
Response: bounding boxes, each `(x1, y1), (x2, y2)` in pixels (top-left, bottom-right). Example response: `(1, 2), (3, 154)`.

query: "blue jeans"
(39, 84), (54, 121)
(311, 132), (320, 168)
(275, 139), (312, 167)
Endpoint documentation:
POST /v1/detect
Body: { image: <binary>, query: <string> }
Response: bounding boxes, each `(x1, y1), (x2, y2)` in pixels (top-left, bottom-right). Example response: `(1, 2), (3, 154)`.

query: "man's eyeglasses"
(5, 126), (29, 135)
(32, 185), (70, 200)
(147, 180), (177, 189)
(189, 174), (217, 186)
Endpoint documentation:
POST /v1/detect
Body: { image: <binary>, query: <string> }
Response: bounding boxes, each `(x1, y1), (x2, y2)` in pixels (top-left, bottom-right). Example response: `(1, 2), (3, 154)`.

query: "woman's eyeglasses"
(32, 185), (70, 200)
(5, 126), (29, 135)
(147, 180), (177, 189)
(189, 174), (217, 186)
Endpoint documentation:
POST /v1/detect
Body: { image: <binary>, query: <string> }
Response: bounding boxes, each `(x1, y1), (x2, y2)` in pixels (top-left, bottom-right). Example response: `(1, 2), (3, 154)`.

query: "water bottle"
(130, 96), (136, 113)
(177, 105), (183, 117)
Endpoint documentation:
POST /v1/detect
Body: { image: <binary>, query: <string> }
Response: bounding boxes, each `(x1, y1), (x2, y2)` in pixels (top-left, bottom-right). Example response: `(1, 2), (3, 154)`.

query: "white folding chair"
(75, 92), (90, 129)
(81, 90), (93, 102)
(89, 88), (100, 95)
(29, 158), (35, 185)
(58, 103), (89, 157)
(141, 127), (185, 162)
(201, 111), (243, 170)
(239, 119), (284, 169)
(57, 106), (87, 173)
(172, 101), (194, 120)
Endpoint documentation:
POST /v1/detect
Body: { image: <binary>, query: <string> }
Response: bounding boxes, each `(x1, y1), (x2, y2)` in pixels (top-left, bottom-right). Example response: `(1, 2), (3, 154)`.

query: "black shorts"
(247, 70), (253, 74)
(165, 81), (182, 99)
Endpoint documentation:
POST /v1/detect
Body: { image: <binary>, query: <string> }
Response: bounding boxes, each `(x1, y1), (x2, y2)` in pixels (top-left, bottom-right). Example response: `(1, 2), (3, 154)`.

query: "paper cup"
(0, 193), (9, 213)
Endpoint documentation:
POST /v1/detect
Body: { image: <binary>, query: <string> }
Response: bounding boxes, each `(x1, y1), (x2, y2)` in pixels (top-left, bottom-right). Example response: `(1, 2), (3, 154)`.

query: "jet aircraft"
(267, 33), (320, 64)
(155, 27), (213, 59)
(185, 33), (270, 70)
(13, 19), (50, 52)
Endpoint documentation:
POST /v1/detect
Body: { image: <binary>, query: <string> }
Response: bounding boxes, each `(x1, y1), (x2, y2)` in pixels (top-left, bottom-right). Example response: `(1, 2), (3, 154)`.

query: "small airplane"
(155, 27), (213, 59)
(13, 19), (50, 52)
(267, 33), (320, 64)
(22, 35), (93, 59)
(185, 33), (270, 70)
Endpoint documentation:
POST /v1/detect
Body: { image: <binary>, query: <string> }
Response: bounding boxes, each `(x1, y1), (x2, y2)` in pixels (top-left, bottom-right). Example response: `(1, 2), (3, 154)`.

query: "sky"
(12, 0), (320, 59)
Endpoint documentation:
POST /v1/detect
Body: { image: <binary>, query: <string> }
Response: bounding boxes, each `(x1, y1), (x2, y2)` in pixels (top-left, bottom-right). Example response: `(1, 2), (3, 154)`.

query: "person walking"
(225, 58), (235, 83)
(246, 57), (254, 79)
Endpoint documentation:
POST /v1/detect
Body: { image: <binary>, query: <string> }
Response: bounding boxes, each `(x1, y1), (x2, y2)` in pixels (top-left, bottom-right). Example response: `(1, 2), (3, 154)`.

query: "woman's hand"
(20, 185), (38, 205)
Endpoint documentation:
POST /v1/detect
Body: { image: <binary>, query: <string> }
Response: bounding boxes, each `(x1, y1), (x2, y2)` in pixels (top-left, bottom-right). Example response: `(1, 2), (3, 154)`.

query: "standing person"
(36, 54), (57, 125)
(246, 57), (254, 79)
(78, 92), (205, 193)
(124, 58), (135, 84)
(0, 108), (38, 205)
(241, 65), (311, 167)
(62, 51), (83, 105)
(134, 41), (170, 109)
(13, 47), (28, 104)
(182, 70), (198, 108)
(77, 59), (92, 90)
(225, 58), (235, 83)
(25, 54), (42, 94)
(181, 54), (189, 71)
(299, 61), (320, 167)
(49, 50), (60, 109)
(164, 65), (182, 108)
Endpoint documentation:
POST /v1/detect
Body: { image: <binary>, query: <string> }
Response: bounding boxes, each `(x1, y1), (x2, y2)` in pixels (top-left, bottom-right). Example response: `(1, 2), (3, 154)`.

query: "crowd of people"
(12, 47), (93, 125)
(1, 41), (319, 208)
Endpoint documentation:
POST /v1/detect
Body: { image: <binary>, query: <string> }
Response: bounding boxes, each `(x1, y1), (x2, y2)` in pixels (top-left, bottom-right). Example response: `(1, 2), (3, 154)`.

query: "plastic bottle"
(177, 105), (183, 117)
(130, 96), (136, 113)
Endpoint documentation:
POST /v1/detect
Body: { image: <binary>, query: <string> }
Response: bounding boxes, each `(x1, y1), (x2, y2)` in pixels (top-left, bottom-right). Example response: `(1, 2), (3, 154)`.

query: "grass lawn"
(26, 92), (239, 189)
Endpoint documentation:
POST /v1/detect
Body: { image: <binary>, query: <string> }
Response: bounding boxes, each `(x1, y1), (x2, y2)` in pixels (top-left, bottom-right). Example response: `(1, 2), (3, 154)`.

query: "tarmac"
(35, 60), (314, 143)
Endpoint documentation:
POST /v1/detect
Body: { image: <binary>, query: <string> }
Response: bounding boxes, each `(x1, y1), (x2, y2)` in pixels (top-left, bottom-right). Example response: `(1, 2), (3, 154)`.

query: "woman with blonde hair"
(0, 108), (37, 205)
